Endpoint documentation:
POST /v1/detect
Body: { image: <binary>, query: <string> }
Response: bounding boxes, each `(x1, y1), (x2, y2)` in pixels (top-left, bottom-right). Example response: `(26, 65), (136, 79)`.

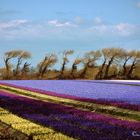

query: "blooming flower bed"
(1, 80), (140, 104)
(0, 80), (140, 139)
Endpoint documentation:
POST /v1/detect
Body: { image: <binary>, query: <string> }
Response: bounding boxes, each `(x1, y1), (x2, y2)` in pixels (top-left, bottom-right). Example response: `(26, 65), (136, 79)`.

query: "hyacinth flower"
(0, 90), (139, 140)
(0, 82), (140, 111)
(1, 80), (139, 105)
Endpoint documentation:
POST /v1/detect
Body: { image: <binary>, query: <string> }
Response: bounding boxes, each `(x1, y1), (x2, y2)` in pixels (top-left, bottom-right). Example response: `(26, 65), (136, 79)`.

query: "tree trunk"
(61, 61), (66, 75)
(95, 59), (106, 79)
(123, 60), (127, 76)
(71, 63), (77, 78)
(122, 57), (131, 76)
(41, 65), (48, 78)
(4, 58), (10, 79)
(38, 57), (47, 79)
(80, 64), (88, 78)
(15, 57), (22, 76)
(104, 57), (114, 79)
(21, 62), (30, 78)
(127, 60), (136, 79)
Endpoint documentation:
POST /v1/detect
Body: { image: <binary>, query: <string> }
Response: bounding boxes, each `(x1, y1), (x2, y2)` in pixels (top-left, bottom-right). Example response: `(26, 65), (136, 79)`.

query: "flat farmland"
(0, 80), (140, 140)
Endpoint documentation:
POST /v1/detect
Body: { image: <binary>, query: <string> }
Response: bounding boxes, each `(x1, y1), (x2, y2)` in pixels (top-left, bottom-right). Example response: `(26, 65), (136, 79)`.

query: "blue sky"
(0, 0), (140, 67)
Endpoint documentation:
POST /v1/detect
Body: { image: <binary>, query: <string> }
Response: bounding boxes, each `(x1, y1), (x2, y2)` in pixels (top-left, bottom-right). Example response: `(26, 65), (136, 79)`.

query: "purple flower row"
(1, 80), (140, 104)
(1, 81), (140, 111)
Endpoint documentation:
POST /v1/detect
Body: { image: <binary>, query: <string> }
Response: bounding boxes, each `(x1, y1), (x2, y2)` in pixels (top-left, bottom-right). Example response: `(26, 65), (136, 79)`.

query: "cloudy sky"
(0, 0), (140, 66)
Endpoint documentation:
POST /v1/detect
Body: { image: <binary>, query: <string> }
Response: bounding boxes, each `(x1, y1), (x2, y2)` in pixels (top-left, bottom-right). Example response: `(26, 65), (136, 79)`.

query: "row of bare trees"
(0, 48), (140, 80)
(3, 50), (31, 79)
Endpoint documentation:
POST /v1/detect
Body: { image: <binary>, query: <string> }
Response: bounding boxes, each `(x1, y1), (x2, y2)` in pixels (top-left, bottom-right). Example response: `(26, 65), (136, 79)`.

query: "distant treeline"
(0, 48), (140, 80)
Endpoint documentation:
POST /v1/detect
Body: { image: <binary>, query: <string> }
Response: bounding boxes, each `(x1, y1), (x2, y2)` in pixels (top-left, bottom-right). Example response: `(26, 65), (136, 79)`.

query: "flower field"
(0, 80), (140, 140)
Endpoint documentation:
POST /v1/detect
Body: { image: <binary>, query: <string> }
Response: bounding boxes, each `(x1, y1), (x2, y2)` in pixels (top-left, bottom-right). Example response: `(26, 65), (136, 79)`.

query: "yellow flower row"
(0, 107), (74, 140)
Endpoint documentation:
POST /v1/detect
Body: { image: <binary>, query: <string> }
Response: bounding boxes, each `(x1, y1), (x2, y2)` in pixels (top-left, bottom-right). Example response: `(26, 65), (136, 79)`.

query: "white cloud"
(88, 23), (137, 37)
(0, 18), (139, 41)
(0, 19), (77, 40)
(116, 23), (136, 36)
(74, 16), (84, 24)
(0, 20), (28, 30)
(48, 19), (75, 27)
(93, 17), (103, 25)
(136, 2), (140, 8)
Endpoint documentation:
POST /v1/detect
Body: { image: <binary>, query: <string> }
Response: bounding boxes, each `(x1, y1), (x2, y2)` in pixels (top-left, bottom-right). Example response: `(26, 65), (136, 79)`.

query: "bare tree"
(4, 50), (22, 79)
(14, 51), (31, 77)
(117, 50), (134, 78)
(60, 50), (74, 76)
(95, 58), (106, 79)
(80, 50), (101, 78)
(103, 48), (124, 79)
(38, 54), (57, 78)
(127, 51), (140, 78)
(71, 58), (82, 78)
(21, 62), (31, 78)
